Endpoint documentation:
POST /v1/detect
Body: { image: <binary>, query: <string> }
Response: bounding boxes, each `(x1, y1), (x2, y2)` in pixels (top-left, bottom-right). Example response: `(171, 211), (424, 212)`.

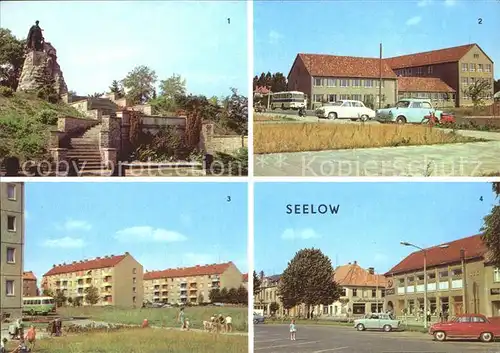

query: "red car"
(429, 314), (500, 342)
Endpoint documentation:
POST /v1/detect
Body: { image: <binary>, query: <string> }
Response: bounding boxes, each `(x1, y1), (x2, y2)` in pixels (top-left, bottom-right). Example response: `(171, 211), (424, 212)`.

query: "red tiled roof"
(334, 263), (387, 287)
(242, 273), (248, 282)
(23, 271), (37, 281)
(43, 254), (127, 277)
(144, 262), (233, 280)
(385, 234), (487, 276)
(385, 44), (475, 69)
(297, 53), (397, 79)
(397, 77), (456, 93)
(254, 86), (271, 94)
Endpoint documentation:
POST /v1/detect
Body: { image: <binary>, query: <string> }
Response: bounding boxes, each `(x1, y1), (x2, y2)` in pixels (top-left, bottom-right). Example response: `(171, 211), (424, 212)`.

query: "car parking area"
(254, 324), (500, 353)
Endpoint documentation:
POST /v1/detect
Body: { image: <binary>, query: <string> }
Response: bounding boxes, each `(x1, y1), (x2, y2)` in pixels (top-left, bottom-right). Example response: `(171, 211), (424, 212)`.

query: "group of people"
(178, 307), (234, 333)
(1, 324), (36, 353)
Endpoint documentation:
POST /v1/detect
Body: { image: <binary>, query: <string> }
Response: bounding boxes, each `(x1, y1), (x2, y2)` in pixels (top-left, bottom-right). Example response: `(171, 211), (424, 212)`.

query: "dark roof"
(385, 44), (475, 69)
(144, 262), (233, 280)
(385, 234), (487, 276)
(397, 77), (456, 93)
(44, 254), (128, 277)
(296, 53), (397, 79)
(266, 274), (281, 283)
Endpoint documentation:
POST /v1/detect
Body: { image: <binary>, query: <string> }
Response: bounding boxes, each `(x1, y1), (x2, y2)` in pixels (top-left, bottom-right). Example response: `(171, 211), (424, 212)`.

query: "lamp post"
(460, 248), (467, 314)
(400, 242), (449, 329)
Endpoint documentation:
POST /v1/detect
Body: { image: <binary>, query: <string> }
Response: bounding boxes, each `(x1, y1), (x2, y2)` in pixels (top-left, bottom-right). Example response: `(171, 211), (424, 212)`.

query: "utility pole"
(379, 43), (383, 110)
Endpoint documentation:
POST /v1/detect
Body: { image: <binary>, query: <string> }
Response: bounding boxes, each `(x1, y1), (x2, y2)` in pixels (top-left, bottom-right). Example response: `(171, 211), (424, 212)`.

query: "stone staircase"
(66, 124), (112, 176)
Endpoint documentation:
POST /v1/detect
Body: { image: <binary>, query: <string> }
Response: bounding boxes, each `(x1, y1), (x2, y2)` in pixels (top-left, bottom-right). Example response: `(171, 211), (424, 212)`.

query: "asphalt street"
(254, 324), (500, 353)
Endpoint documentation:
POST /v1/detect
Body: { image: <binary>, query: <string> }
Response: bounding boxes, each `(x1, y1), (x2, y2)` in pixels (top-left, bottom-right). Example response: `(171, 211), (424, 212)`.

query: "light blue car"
(375, 98), (443, 124)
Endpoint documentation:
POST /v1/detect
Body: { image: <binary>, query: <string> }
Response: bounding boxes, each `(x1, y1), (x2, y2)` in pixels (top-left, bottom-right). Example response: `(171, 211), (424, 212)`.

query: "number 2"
(478, 18), (482, 24)
(227, 196), (231, 202)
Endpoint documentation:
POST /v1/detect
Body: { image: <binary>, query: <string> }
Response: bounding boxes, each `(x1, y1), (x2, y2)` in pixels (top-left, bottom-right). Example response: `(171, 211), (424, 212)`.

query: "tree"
(227, 288), (238, 304)
(236, 285), (248, 305)
(253, 271), (262, 295)
(88, 92), (104, 98)
(209, 288), (221, 303)
(464, 79), (492, 109)
(54, 291), (67, 307)
(481, 182), (500, 267)
(67, 297), (73, 305)
(84, 285), (100, 306)
(73, 297), (82, 307)
(494, 79), (500, 94)
(269, 302), (280, 316)
(0, 28), (26, 90)
(42, 289), (54, 297)
(109, 80), (124, 98)
(220, 287), (229, 303)
(159, 73), (186, 99)
(253, 72), (287, 92)
(278, 248), (341, 315)
(121, 65), (157, 104)
(198, 293), (204, 305)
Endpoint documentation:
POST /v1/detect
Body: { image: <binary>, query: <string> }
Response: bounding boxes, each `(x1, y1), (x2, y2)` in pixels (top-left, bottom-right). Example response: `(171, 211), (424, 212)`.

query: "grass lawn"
(254, 114), (297, 122)
(254, 123), (481, 154)
(56, 306), (248, 332)
(4, 328), (247, 353)
(0, 92), (84, 161)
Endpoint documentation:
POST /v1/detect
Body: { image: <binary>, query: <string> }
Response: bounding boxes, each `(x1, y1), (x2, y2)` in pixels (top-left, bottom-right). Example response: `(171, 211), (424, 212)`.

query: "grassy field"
(4, 328), (247, 353)
(254, 123), (480, 154)
(56, 306), (248, 332)
(0, 92), (84, 161)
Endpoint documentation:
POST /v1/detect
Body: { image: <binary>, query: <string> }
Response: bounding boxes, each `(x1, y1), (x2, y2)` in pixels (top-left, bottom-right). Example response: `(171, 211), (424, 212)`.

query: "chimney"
(354, 261), (357, 265)
(96, 257), (101, 260)
(53, 264), (56, 268)
(125, 252), (129, 255)
(368, 267), (375, 275)
(72, 261), (76, 264)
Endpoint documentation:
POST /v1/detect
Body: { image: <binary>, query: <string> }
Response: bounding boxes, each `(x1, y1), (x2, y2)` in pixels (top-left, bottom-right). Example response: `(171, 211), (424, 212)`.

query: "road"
(254, 324), (500, 353)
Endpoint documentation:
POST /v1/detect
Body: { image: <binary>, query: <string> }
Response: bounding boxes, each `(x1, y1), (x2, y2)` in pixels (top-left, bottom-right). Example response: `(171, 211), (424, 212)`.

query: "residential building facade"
(254, 275), (283, 316)
(143, 262), (243, 305)
(397, 77), (456, 108)
(314, 262), (387, 318)
(42, 252), (143, 308)
(23, 271), (38, 297)
(242, 273), (248, 290)
(287, 54), (398, 109)
(387, 43), (494, 107)
(385, 234), (500, 319)
(0, 182), (24, 319)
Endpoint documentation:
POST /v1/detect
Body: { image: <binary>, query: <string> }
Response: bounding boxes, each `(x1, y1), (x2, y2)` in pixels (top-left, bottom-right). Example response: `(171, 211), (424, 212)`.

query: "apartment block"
(387, 43), (494, 107)
(42, 252), (143, 308)
(23, 271), (38, 297)
(254, 275), (283, 316)
(385, 234), (500, 318)
(143, 262), (243, 305)
(0, 182), (24, 320)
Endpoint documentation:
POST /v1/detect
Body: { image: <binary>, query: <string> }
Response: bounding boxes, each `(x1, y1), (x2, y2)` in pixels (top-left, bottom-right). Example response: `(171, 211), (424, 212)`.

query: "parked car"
(253, 313), (265, 324)
(354, 313), (401, 332)
(375, 98), (444, 124)
(315, 100), (376, 121)
(429, 314), (500, 342)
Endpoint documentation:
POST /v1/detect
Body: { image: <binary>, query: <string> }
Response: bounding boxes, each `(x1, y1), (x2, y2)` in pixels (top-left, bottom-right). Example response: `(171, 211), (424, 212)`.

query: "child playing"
(25, 325), (36, 351)
(289, 319), (296, 341)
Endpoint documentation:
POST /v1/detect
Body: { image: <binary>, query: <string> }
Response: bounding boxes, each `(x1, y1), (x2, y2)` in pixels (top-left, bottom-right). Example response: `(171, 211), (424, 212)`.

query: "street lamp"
(400, 242), (449, 329)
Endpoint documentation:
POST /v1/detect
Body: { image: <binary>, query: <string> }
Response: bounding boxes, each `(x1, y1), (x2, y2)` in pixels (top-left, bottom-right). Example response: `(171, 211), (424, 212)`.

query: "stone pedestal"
(101, 148), (117, 169)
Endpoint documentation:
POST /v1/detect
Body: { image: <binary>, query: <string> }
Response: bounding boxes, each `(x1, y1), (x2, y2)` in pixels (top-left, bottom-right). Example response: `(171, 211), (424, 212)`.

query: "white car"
(315, 100), (376, 121)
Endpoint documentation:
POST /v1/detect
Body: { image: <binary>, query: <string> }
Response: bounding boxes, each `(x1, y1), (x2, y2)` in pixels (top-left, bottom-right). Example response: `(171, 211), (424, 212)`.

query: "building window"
(327, 78), (336, 87)
(314, 78), (322, 86)
(470, 77), (476, 84)
(352, 289), (357, 297)
(371, 289), (376, 297)
(469, 63), (476, 72)
(7, 184), (16, 200)
(327, 94), (337, 103)
(341, 288), (347, 296)
(427, 66), (433, 74)
(133, 268), (137, 274)
(381, 289), (386, 298)
(375, 80), (385, 88)
(352, 94), (362, 101)
(478, 64), (483, 72)
(313, 94), (323, 103)
(133, 287), (136, 293)
(452, 269), (463, 276)
(340, 79), (349, 87)
(485, 64), (492, 72)
(6, 248), (15, 263)
(7, 216), (16, 231)
(352, 79), (361, 87)
(462, 77), (468, 85)
(6, 280), (14, 296)
(364, 80), (373, 88)
(339, 94), (350, 100)
(462, 63), (468, 72)
(473, 53), (479, 58)
(494, 268), (500, 282)
(133, 277), (136, 284)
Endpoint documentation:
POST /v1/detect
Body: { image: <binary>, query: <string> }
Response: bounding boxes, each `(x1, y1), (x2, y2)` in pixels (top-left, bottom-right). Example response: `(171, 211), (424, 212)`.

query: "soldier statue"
(26, 20), (44, 51)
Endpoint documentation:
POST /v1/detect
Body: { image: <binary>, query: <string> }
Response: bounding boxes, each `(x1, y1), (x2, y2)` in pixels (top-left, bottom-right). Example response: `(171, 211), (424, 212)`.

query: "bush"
(0, 86), (14, 97)
(212, 147), (248, 176)
(36, 109), (58, 125)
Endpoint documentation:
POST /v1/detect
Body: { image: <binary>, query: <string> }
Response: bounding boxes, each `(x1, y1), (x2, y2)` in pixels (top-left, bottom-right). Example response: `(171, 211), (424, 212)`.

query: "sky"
(255, 182), (498, 276)
(0, 1), (247, 97)
(24, 182), (248, 286)
(255, 0), (500, 79)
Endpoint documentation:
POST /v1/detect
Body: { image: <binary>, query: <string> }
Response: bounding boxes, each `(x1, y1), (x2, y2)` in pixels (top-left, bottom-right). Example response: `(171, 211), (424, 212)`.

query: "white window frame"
(364, 80), (373, 88)
(462, 63), (468, 72)
(327, 78), (336, 87)
(7, 184), (16, 201)
(314, 78), (322, 87)
(494, 268), (500, 283)
(6, 248), (15, 264)
(340, 79), (349, 87)
(428, 66), (433, 74)
(469, 63), (476, 72)
(7, 215), (16, 232)
(478, 64), (483, 72)
(485, 64), (491, 73)
(6, 280), (14, 296)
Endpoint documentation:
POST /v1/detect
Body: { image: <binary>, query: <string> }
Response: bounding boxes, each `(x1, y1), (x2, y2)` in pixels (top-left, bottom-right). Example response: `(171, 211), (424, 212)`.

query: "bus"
(22, 296), (56, 315)
(271, 91), (307, 110)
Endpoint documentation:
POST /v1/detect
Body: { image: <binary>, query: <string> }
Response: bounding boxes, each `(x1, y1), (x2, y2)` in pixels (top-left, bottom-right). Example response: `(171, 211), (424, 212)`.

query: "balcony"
(180, 294), (187, 299)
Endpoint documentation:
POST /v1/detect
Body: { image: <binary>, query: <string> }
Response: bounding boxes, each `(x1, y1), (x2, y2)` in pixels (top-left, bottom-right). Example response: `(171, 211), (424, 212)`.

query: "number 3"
(227, 196), (231, 202)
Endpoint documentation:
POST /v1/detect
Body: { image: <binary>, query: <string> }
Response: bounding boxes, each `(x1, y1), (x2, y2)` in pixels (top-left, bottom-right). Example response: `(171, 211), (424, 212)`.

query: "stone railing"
(200, 123), (247, 154)
(99, 116), (121, 167)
